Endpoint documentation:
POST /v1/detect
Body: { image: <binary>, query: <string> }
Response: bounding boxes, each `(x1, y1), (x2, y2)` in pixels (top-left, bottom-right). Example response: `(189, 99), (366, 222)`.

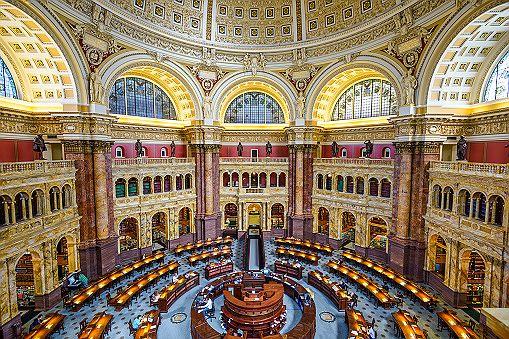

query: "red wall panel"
(219, 145), (288, 157)
(0, 139), (35, 163)
(467, 141), (508, 164)
(320, 143), (394, 159)
(111, 143), (187, 158)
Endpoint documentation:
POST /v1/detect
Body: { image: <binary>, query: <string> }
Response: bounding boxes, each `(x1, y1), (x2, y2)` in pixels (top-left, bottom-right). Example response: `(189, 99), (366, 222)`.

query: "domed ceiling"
(56, 0), (451, 65)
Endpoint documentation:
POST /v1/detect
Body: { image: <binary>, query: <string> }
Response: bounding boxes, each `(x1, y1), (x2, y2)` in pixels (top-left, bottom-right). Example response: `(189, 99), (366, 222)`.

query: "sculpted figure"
(266, 141), (272, 157)
(364, 140), (374, 158)
(135, 139), (143, 157)
(456, 136), (467, 161)
(402, 70), (417, 106)
(295, 91), (306, 119)
(203, 95), (212, 119)
(237, 142), (243, 157)
(331, 141), (339, 158)
(89, 71), (104, 103)
(33, 134), (47, 160)
(170, 141), (176, 157)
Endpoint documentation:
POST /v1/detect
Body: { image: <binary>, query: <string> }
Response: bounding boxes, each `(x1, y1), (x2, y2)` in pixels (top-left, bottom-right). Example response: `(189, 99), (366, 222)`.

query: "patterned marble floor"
(23, 238), (478, 339)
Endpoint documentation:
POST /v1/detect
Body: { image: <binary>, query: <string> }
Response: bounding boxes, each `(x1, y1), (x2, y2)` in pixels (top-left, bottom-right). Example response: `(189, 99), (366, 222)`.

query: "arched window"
(176, 174), (183, 190)
(432, 185), (442, 209)
(232, 172), (239, 187)
(115, 178), (127, 198)
(119, 218), (138, 252)
(153, 176), (162, 193)
(160, 147), (168, 157)
(356, 177), (365, 194)
(31, 190), (44, 217)
(458, 189), (471, 216)
(115, 146), (124, 158)
(325, 175), (332, 190)
(360, 148), (367, 158)
(225, 203), (238, 229)
(443, 187), (454, 211)
(337, 175), (344, 192)
(318, 207), (329, 235)
(178, 207), (191, 236)
(270, 172), (277, 187)
(250, 173), (259, 188)
(317, 174), (324, 189)
(472, 192), (487, 221)
(380, 179), (391, 198)
(433, 236), (447, 279)
(341, 148), (348, 158)
(0, 195), (13, 225)
(14, 193), (29, 222)
(62, 185), (72, 208)
(271, 203), (285, 229)
(369, 178), (379, 196)
(242, 172), (249, 188)
(49, 187), (61, 211)
(142, 177), (152, 194)
(278, 173), (286, 187)
(164, 175), (172, 192)
(224, 92), (285, 124)
(185, 174), (192, 189)
(332, 79), (397, 120)
(484, 49), (509, 101)
(383, 147), (391, 158)
(128, 178), (138, 196)
(259, 173), (267, 188)
(346, 176), (354, 193)
(109, 77), (177, 119)
(223, 172), (231, 187)
(487, 195), (504, 226)
(0, 56), (18, 99)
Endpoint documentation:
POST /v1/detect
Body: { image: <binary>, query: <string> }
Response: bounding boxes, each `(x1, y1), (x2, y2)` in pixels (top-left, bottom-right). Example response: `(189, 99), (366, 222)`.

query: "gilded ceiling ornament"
(243, 53), (266, 77)
(282, 49), (320, 92)
(69, 22), (124, 72)
(189, 48), (226, 95)
(385, 26), (434, 70)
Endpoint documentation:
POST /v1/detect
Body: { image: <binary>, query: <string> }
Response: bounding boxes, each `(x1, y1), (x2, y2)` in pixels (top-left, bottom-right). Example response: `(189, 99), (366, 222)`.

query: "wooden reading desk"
(392, 310), (426, 339)
(342, 251), (436, 308)
(157, 271), (200, 312)
(275, 237), (334, 254)
(174, 236), (233, 255)
(274, 260), (303, 280)
(275, 247), (319, 266)
(24, 313), (65, 339)
(67, 252), (164, 310)
(188, 247), (232, 265)
(327, 260), (394, 308)
(78, 312), (113, 339)
(205, 259), (234, 279)
(108, 260), (179, 310)
(135, 310), (160, 339)
(308, 271), (349, 310)
(345, 308), (369, 338)
(437, 310), (479, 339)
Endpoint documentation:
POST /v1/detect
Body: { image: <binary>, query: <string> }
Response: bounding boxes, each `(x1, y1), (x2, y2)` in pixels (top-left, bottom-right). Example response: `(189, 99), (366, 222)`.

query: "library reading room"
(0, 0), (508, 338)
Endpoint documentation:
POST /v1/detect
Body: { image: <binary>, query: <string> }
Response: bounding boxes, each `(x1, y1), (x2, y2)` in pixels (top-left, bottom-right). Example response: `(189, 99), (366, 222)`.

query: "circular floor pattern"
(171, 312), (187, 324)
(319, 311), (336, 323)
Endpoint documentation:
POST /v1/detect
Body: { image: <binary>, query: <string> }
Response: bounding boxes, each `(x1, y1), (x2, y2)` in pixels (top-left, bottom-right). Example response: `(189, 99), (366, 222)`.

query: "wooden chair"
(128, 320), (136, 335)
(80, 319), (88, 332)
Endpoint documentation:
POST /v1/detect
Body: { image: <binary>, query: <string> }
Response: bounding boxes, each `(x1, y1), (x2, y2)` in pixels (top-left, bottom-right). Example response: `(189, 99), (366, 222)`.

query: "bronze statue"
(237, 142), (243, 157)
(266, 141), (272, 157)
(457, 136), (467, 161)
(364, 140), (374, 158)
(32, 134), (46, 160)
(170, 141), (176, 157)
(135, 139), (143, 157)
(331, 141), (339, 157)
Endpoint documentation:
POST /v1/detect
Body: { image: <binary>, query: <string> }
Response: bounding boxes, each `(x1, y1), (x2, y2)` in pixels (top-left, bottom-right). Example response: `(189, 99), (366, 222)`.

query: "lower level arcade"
(17, 234), (494, 339)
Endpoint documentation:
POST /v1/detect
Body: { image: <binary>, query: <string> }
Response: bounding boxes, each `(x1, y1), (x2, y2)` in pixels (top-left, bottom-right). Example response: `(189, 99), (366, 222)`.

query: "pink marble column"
(64, 140), (117, 281)
(389, 141), (441, 282)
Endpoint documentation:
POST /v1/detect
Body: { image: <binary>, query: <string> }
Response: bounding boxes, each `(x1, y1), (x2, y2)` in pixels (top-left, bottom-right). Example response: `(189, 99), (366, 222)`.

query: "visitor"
(132, 315), (142, 330)
(78, 272), (88, 287)
(368, 325), (376, 339)
(150, 291), (160, 305)
(29, 317), (41, 331)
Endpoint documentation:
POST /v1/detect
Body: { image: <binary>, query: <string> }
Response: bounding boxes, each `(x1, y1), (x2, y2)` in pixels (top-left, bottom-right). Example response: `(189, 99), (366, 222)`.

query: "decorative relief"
(385, 26), (435, 71)
(68, 22), (124, 71)
(243, 53), (266, 76)
(189, 48), (227, 96)
(282, 49), (321, 92)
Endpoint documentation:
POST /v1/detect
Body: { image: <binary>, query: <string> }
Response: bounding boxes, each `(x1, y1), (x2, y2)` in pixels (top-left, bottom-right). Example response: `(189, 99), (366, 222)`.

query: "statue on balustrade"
(364, 140), (374, 158)
(170, 141), (176, 157)
(456, 136), (467, 161)
(135, 139), (143, 157)
(266, 141), (272, 157)
(237, 142), (243, 157)
(331, 141), (339, 157)
(32, 134), (47, 160)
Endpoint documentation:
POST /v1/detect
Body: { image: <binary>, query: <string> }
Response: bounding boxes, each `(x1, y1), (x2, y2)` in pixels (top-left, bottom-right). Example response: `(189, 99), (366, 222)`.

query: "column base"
(117, 246), (152, 264)
(35, 286), (61, 310)
(79, 237), (118, 281)
(168, 233), (196, 250)
(196, 214), (221, 241)
(288, 215), (313, 240)
(354, 245), (389, 263)
(388, 236), (426, 282)
(425, 271), (467, 307)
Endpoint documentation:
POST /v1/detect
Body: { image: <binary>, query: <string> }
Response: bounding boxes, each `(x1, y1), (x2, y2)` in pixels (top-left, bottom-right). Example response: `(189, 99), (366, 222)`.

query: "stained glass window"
(0, 56), (18, 99)
(224, 91), (284, 124)
(109, 77), (177, 119)
(484, 50), (509, 102)
(332, 79), (397, 120)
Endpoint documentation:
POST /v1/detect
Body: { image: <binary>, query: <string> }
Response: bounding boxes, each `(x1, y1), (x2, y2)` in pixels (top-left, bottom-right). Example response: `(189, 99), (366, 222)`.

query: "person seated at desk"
(151, 291), (161, 305)
(68, 272), (81, 289)
(132, 315), (143, 330)
(171, 274), (178, 284)
(78, 272), (89, 287)
(29, 317), (41, 331)
(197, 297), (213, 314)
(368, 326), (376, 339)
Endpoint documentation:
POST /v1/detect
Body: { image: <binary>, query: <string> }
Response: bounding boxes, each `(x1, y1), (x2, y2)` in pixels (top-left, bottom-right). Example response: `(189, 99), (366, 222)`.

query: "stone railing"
(113, 157), (194, 166)
(314, 158), (394, 168)
(429, 161), (508, 177)
(0, 160), (75, 173)
(220, 157), (288, 163)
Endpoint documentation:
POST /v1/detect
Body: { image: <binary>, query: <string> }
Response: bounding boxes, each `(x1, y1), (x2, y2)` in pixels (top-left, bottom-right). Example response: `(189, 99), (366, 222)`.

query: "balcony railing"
(314, 158), (394, 167)
(113, 157), (194, 166)
(220, 157), (288, 163)
(429, 161), (508, 177)
(0, 160), (75, 173)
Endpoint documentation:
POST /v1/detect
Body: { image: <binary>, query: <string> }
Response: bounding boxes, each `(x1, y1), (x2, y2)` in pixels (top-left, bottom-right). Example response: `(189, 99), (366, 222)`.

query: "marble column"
(63, 140), (117, 281)
(288, 144), (315, 240)
(192, 144), (221, 241)
(389, 141), (441, 282)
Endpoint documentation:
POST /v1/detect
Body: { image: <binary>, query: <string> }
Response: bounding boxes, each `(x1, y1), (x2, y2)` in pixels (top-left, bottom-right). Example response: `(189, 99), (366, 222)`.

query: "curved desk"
(308, 271), (349, 310)
(190, 272), (316, 339)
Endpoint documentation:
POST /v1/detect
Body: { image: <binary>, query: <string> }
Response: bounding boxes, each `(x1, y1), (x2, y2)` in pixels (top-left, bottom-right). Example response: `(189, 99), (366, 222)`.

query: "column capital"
(393, 141), (442, 155)
(285, 125), (323, 145)
(189, 144), (222, 152)
(184, 125), (223, 145)
(63, 140), (114, 154)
